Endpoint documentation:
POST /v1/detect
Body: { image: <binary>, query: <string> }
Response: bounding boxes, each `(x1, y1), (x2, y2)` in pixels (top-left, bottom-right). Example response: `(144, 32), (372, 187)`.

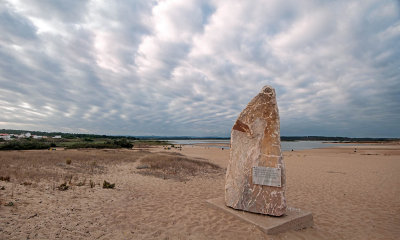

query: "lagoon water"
(169, 140), (350, 151)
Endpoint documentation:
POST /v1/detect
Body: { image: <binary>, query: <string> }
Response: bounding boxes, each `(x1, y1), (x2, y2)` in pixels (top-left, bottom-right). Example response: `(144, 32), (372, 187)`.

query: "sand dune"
(1, 144), (399, 239)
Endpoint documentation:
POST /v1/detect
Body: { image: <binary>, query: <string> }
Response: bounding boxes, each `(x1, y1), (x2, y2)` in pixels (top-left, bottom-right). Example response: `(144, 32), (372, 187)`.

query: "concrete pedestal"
(206, 197), (313, 235)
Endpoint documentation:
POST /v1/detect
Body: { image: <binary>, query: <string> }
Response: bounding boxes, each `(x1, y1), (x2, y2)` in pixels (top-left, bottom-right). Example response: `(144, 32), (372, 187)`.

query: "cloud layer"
(1, 0), (399, 137)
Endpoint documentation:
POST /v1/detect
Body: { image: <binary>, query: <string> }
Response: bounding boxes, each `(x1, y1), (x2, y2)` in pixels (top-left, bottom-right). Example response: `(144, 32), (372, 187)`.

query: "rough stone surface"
(225, 85), (286, 216)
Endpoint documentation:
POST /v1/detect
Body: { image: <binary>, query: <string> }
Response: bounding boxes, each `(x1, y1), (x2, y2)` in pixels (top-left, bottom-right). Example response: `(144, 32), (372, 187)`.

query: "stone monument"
(207, 85), (313, 234)
(225, 85), (286, 216)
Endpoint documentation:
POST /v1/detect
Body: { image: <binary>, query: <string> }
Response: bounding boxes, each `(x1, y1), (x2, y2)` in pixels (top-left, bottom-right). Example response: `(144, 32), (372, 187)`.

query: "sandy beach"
(1, 144), (399, 239)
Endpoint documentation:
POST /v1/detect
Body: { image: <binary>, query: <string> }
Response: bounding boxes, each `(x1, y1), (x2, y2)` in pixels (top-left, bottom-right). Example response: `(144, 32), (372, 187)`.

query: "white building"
(32, 135), (43, 139)
(52, 135), (62, 139)
(0, 134), (11, 140)
(25, 132), (31, 138)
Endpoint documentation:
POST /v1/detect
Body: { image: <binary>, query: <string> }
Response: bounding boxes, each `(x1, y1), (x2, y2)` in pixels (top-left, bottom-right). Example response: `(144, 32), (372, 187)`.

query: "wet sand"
(1, 144), (399, 239)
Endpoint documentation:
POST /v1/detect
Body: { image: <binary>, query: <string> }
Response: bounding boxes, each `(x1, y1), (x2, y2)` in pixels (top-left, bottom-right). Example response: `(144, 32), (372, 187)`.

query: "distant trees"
(111, 138), (133, 148)
(66, 138), (133, 149)
(0, 140), (50, 150)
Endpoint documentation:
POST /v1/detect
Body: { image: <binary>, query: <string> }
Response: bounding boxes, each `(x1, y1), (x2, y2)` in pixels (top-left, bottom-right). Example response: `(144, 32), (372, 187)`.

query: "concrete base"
(206, 197), (313, 235)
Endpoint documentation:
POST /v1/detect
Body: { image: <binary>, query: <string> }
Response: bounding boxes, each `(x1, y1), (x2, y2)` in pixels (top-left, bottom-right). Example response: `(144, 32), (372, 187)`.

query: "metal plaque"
(252, 166), (281, 187)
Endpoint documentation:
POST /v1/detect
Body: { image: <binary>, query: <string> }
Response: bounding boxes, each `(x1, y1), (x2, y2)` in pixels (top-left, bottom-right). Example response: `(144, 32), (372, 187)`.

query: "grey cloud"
(18, 0), (90, 23)
(0, 0), (399, 137)
(0, 4), (37, 44)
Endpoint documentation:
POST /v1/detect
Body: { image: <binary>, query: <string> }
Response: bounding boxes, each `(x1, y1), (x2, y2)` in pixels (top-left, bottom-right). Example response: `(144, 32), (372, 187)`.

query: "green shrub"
(113, 138), (133, 148)
(0, 140), (51, 150)
(66, 142), (116, 149)
(65, 139), (133, 149)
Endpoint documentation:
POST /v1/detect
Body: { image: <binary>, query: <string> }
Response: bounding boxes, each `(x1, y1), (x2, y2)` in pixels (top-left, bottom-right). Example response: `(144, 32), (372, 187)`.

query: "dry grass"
(0, 149), (223, 187)
(0, 149), (149, 184)
(136, 152), (223, 181)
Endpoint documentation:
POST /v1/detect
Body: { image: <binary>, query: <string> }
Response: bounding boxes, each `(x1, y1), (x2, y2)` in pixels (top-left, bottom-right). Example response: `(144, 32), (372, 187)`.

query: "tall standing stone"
(225, 85), (286, 216)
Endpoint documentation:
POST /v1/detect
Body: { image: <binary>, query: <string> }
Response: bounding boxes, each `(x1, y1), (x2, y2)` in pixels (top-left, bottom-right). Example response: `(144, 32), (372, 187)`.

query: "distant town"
(0, 132), (61, 141)
(0, 129), (138, 141)
(0, 129), (167, 151)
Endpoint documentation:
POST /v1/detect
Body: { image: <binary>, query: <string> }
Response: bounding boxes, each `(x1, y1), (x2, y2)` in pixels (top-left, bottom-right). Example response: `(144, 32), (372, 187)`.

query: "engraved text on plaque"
(252, 166), (282, 187)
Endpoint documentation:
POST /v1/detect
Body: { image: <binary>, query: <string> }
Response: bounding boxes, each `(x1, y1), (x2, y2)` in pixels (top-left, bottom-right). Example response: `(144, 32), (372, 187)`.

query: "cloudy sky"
(0, 0), (399, 137)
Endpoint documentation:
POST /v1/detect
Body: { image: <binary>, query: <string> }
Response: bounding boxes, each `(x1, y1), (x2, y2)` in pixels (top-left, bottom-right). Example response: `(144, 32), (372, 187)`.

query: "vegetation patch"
(103, 180), (115, 189)
(65, 138), (133, 149)
(0, 176), (10, 181)
(0, 139), (51, 150)
(136, 152), (222, 181)
(57, 182), (69, 191)
(0, 150), (150, 185)
(89, 180), (96, 188)
(76, 178), (86, 186)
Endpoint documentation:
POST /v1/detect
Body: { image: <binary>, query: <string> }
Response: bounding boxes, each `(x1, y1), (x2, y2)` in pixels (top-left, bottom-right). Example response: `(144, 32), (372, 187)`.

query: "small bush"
(136, 164), (150, 169)
(76, 178), (86, 186)
(66, 159), (72, 165)
(50, 143), (57, 147)
(57, 182), (69, 191)
(103, 180), (115, 189)
(89, 180), (95, 188)
(0, 176), (10, 182)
